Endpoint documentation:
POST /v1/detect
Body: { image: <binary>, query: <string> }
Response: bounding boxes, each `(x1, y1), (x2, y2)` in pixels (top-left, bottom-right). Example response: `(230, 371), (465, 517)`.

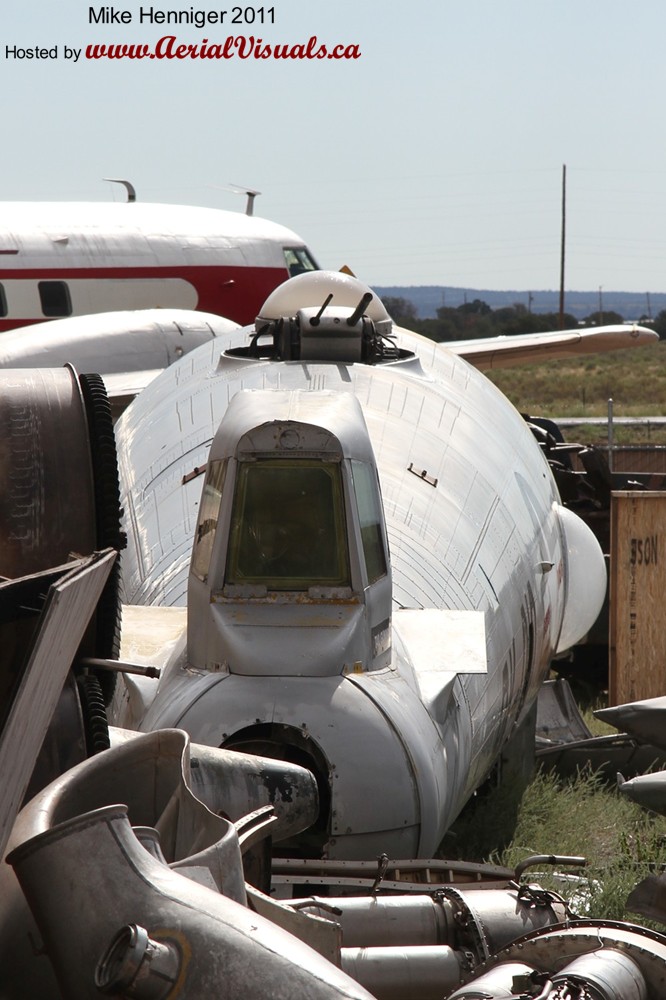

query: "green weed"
(443, 765), (666, 928)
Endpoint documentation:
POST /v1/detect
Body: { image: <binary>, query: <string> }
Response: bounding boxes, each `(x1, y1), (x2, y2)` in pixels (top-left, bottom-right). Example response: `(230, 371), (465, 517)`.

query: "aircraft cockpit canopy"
(190, 390), (390, 599)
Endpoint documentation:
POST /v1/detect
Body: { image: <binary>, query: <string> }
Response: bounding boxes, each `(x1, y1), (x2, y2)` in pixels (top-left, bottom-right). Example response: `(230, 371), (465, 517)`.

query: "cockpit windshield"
(225, 459), (350, 591)
(283, 247), (318, 278)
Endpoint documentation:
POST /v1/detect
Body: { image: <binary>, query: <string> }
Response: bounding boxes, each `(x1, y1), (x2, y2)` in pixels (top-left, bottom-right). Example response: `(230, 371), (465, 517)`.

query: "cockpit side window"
(226, 459), (350, 591)
(283, 247), (318, 278)
(0, 284), (6, 317)
(351, 461), (388, 584)
(192, 460), (227, 582)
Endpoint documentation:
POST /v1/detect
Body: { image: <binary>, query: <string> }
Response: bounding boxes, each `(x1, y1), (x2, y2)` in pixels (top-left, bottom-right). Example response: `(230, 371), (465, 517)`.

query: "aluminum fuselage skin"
(0, 202), (316, 330)
(114, 305), (603, 859)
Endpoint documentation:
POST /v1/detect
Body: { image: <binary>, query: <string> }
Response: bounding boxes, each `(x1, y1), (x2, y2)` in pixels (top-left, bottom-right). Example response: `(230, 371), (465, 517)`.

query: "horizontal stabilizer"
(120, 604), (187, 668)
(394, 609), (486, 721)
(117, 604), (188, 728)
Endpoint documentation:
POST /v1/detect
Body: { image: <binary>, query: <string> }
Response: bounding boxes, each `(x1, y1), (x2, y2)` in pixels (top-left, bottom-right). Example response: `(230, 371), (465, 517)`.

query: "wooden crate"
(609, 491), (666, 705)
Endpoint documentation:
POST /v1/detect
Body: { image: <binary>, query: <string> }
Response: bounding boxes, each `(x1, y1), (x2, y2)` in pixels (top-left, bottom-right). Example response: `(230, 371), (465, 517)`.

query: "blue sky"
(2, 0), (666, 293)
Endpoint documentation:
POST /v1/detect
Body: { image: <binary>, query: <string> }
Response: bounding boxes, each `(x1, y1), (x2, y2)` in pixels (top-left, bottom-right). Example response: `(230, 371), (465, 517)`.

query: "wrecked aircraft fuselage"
(112, 271), (607, 859)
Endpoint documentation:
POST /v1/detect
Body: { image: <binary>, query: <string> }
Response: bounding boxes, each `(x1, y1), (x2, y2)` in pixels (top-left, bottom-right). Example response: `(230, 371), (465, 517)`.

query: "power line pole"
(559, 164), (566, 330)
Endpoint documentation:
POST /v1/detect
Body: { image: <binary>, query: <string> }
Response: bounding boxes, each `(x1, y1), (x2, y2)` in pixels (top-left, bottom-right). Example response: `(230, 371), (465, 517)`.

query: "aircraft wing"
(441, 324), (658, 370)
(0, 307), (241, 415)
(101, 369), (165, 415)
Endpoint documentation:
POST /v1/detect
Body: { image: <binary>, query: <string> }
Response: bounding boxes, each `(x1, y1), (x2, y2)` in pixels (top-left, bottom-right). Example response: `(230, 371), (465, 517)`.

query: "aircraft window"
(351, 461), (387, 584)
(192, 460), (227, 582)
(0, 284), (6, 317)
(284, 247), (318, 278)
(226, 459), (350, 591)
(38, 280), (72, 317)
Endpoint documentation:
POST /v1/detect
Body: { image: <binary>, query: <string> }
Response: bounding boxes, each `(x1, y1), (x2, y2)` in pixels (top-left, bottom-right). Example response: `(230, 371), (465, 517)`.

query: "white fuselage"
(112, 274), (605, 858)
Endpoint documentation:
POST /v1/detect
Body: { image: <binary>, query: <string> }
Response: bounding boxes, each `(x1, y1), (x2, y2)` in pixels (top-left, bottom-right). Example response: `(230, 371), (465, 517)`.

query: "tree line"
(383, 297), (666, 342)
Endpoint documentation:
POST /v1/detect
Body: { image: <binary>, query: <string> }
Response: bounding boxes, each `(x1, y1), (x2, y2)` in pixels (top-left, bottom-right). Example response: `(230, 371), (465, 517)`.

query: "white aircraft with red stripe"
(0, 199), (318, 332)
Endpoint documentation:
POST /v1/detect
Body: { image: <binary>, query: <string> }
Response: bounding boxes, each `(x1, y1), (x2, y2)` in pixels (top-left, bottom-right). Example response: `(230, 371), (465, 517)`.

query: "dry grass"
(486, 342), (666, 442)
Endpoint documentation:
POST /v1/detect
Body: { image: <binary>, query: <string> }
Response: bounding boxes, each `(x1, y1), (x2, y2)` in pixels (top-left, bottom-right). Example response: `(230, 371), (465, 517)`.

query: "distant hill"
(371, 286), (666, 323)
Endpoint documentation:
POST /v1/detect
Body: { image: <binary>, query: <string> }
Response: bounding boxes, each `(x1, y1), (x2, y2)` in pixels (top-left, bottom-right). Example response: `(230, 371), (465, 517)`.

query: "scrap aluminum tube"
(294, 888), (567, 955)
(108, 727), (319, 844)
(551, 948), (648, 1000)
(292, 895), (456, 948)
(0, 368), (96, 581)
(442, 885), (568, 959)
(8, 804), (375, 1000)
(341, 945), (468, 1000)
(0, 728), (320, 995)
(445, 962), (538, 999)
